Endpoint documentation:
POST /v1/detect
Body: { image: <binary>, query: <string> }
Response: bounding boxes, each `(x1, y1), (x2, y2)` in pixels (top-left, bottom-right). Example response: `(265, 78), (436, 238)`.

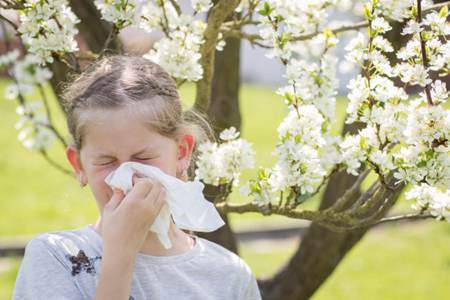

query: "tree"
(0, 1), (449, 299)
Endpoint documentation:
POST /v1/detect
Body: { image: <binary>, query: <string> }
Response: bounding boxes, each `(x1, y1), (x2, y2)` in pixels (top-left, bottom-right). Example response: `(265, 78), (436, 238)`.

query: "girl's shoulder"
(12, 226), (102, 299)
(195, 236), (254, 276)
(23, 225), (102, 275)
(194, 237), (261, 299)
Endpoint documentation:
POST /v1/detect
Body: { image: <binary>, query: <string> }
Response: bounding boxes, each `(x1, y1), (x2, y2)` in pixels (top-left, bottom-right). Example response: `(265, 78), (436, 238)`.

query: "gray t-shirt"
(12, 225), (261, 300)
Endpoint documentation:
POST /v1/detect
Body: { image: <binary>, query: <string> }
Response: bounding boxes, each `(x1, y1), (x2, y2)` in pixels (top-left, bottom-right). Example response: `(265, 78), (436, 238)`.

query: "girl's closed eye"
(95, 157), (156, 166)
(95, 160), (116, 166)
(135, 157), (155, 160)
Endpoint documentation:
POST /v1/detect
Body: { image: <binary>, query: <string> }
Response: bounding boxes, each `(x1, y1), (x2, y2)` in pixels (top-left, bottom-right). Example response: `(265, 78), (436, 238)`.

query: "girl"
(12, 55), (261, 300)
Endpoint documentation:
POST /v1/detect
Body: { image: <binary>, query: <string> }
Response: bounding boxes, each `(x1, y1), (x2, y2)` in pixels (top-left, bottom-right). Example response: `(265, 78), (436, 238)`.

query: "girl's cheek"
(90, 164), (116, 184)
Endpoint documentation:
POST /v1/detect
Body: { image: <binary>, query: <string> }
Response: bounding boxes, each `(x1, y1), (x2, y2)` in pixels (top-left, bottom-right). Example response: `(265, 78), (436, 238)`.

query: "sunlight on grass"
(239, 222), (450, 300)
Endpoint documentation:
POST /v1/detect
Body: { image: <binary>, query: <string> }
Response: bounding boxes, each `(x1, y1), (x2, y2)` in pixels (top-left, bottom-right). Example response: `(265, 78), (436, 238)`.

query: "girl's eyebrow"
(94, 146), (157, 158)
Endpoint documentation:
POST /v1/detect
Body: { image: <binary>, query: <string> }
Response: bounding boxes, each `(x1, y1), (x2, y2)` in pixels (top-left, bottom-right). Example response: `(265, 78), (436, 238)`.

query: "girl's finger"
(127, 177), (154, 200)
(132, 173), (145, 186)
(144, 183), (166, 212)
(105, 188), (125, 211)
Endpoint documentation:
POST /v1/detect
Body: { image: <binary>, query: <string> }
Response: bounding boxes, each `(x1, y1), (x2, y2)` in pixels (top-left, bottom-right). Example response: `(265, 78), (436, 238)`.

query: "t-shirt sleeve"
(12, 237), (84, 300)
(238, 260), (262, 300)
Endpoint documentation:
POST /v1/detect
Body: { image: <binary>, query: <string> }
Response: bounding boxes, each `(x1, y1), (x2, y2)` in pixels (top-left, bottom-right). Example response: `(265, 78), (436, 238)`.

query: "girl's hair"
(61, 54), (216, 179)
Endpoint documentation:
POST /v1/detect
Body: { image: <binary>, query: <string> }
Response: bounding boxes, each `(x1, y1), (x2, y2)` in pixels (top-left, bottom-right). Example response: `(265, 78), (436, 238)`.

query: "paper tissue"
(104, 161), (225, 249)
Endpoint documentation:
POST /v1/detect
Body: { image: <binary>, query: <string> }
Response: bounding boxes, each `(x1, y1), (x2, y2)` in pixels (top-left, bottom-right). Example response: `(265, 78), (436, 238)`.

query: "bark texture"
(195, 32), (242, 255)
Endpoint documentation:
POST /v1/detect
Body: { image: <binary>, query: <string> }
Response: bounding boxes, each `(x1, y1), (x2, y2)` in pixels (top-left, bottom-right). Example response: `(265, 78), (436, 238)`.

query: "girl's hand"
(101, 174), (166, 258)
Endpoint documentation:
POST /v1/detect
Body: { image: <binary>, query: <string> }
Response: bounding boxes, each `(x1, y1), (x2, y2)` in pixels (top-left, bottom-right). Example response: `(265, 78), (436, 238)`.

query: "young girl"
(12, 55), (261, 300)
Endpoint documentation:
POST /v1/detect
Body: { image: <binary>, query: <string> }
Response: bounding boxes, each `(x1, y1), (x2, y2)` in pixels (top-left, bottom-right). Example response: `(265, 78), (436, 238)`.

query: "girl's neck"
(91, 216), (196, 256)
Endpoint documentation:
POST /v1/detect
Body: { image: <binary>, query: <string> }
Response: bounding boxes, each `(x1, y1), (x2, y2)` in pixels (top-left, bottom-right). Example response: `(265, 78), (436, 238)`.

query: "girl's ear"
(177, 134), (195, 175)
(66, 145), (88, 187)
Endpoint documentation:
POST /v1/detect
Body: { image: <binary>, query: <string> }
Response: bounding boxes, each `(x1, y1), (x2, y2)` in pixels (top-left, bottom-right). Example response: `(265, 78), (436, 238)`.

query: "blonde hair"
(61, 54), (216, 178)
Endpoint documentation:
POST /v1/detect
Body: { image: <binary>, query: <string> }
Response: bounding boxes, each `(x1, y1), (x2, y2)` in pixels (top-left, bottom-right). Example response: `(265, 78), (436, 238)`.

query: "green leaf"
(284, 92), (295, 105)
(425, 149), (434, 160)
(310, 71), (323, 85)
(279, 32), (291, 49)
(274, 15), (285, 23)
(258, 2), (273, 16)
(439, 5), (448, 18)
(417, 160), (427, 168)
(321, 119), (329, 132)
(411, 5), (418, 18)
(364, 4), (372, 20)
(359, 136), (367, 149)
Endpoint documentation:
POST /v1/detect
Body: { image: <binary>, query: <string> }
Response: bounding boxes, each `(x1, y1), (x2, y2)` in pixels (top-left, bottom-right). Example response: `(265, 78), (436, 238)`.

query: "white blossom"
(339, 133), (366, 176)
(346, 75), (369, 124)
(190, 0), (213, 13)
(372, 36), (393, 53)
(195, 128), (255, 187)
(430, 80), (449, 105)
(345, 32), (368, 64)
(10, 54), (52, 95)
(14, 101), (56, 151)
(4, 84), (19, 101)
(397, 38), (421, 60)
(402, 19), (422, 35)
(393, 63), (432, 87)
(219, 126), (240, 141)
(269, 105), (328, 194)
(94, 0), (146, 28)
(0, 49), (20, 68)
(144, 17), (206, 81)
(405, 184), (450, 221)
(372, 17), (392, 34)
(423, 11), (450, 35)
(369, 149), (395, 172)
(17, 0), (80, 63)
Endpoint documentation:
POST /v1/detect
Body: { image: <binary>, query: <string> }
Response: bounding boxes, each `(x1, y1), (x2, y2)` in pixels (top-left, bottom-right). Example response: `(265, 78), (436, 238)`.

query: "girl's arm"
(93, 248), (136, 300)
(93, 175), (166, 300)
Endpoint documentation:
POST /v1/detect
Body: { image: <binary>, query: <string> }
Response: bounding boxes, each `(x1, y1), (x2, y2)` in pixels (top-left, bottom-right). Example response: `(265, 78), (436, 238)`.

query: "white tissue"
(104, 161), (225, 249)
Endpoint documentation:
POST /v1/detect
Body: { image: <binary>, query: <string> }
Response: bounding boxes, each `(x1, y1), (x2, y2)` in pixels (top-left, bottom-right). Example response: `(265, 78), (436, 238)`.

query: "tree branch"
(374, 212), (435, 225)
(215, 170), (411, 232)
(193, 0), (241, 113)
(0, 0), (24, 10)
(223, 1), (450, 48)
(0, 12), (17, 30)
(417, 0), (434, 106)
(328, 168), (371, 212)
(168, 0), (181, 15)
(216, 201), (355, 231)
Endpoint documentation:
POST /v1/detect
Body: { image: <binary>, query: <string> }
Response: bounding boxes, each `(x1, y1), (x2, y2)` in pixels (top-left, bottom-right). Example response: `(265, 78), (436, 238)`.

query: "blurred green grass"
(1, 79), (449, 299)
(240, 221), (450, 300)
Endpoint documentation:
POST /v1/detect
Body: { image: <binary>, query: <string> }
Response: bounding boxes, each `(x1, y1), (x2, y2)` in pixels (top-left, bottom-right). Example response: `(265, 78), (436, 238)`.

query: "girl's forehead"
(84, 102), (155, 121)
(82, 113), (160, 147)
(83, 130), (164, 158)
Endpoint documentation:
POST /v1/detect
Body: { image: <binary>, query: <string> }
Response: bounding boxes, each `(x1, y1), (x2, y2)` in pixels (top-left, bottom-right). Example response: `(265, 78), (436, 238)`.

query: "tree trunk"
(195, 32), (242, 255)
(68, 0), (114, 53)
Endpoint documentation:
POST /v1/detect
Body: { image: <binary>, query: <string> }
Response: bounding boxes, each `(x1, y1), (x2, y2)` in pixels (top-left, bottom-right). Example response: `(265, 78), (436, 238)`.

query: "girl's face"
(66, 105), (194, 211)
